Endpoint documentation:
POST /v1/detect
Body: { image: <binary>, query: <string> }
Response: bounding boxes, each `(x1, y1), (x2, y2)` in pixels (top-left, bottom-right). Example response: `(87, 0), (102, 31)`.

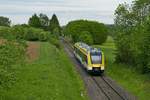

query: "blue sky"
(0, 0), (133, 25)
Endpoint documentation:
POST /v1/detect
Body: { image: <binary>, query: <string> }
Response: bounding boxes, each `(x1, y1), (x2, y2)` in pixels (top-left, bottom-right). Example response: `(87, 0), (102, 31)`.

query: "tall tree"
(0, 16), (11, 26)
(28, 14), (41, 28)
(49, 14), (61, 34)
(114, 0), (150, 73)
(39, 13), (49, 30)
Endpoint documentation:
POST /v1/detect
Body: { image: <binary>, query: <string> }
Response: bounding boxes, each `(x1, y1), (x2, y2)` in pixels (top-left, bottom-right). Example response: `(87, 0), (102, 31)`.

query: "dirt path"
(26, 42), (40, 62)
(61, 39), (136, 100)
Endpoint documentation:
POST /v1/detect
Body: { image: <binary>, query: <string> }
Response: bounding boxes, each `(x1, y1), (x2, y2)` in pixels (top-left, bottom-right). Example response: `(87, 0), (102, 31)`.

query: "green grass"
(0, 42), (88, 100)
(95, 36), (150, 100)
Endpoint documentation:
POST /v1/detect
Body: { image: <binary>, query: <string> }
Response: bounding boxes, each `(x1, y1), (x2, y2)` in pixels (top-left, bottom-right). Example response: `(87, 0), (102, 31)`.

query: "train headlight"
(101, 66), (104, 70)
(87, 66), (92, 70)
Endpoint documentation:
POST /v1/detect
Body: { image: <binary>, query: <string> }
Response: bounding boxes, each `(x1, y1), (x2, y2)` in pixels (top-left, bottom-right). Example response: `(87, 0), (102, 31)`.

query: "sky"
(0, 0), (133, 25)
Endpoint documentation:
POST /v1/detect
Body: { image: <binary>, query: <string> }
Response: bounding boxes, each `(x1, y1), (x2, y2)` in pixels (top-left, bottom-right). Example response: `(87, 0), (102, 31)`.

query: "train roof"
(74, 42), (101, 54)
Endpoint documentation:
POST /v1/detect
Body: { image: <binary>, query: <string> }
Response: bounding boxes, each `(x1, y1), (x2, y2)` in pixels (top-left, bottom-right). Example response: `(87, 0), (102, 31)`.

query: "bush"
(49, 35), (61, 49)
(11, 26), (27, 40)
(38, 31), (49, 41)
(139, 34), (150, 73)
(63, 20), (108, 44)
(115, 33), (135, 64)
(0, 40), (26, 68)
(79, 31), (93, 45)
(0, 25), (51, 42)
(0, 69), (15, 89)
(0, 26), (14, 40)
(24, 27), (41, 41)
(0, 40), (26, 88)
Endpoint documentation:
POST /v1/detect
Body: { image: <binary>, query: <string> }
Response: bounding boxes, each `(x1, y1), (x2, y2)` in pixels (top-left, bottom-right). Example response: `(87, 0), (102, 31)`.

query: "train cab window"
(91, 53), (102, 64)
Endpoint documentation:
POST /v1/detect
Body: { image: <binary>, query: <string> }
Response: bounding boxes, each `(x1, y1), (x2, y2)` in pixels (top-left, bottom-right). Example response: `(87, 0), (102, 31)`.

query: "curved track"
(61, 39), (136, 100)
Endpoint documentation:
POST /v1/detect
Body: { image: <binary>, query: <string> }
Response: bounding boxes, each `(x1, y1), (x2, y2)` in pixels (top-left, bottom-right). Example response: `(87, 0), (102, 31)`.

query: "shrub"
(0, 25), (51, 42)
(0, 26), (14, 39)
(49, 35), (61, 49)
(139, 33), (150, 73)
(24, 27), (41, 41)
(0, 69), (15, 89)
(38, 31), (50, 41)
(115, 33), (135, 64)
(0, 40), (26, 68)
(11, 26), (26, 40)
(0, 40), (26, 88)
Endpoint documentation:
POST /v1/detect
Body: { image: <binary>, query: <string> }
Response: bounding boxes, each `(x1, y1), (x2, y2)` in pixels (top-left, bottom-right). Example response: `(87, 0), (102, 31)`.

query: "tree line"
(0, 13), (61, 34)
(0, 13), (109, 45)
(114, 0), (150, 73)
(28, 13), (61, 34)
(0, 13), (61, 45)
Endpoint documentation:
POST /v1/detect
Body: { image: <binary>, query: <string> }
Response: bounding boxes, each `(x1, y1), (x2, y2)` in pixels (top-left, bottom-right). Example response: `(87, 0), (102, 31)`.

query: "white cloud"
(0, 0), (133, 25)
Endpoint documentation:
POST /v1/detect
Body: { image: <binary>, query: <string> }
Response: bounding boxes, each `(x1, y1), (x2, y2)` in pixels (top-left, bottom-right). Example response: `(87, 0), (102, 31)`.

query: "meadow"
(0, 42), (88, 100)
(95, 36), (150, 100)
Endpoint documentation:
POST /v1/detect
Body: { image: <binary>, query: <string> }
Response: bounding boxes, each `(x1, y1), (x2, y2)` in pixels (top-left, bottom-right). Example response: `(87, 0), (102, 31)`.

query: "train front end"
(87, 49), (105, 73)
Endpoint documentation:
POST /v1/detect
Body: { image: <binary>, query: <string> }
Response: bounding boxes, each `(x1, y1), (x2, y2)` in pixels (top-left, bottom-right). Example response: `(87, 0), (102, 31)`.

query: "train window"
(76, 48), (87, 64)
(91, 53), (102, 64)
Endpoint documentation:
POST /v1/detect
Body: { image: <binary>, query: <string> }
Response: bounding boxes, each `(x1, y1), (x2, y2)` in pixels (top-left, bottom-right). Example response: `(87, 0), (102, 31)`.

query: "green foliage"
(140, 33), (150, 73)
(38, 31), (49, 41)
(0, 25), (51, 42)
(11, 25), (27, 40)
(39, 13), (49, 31)
(95, 38), (150, 100)
(25, 27), (43, 41)
(0, 16), (11, 27)
(63, 20), (108, 44)
(138, 18), (150, 73)
(28, 14), (41, 28)
(28, 13), (61, 34)
(0, 69), (15, 89)
(0, 41), (25, 67)
(0, 43), (88, 100)
(0, 26), (13, 39)
(106, 24), (116, 38)
(79, 31), (93, 45)
(0, 40), (26, 89)
(53, 27), (60, 36)
(114, 0), (150, 73)
(49, 14), (61, 34)
(28, 13), (50, 30)
(49, 34), (61, 49)
(115, 33), (134, 64)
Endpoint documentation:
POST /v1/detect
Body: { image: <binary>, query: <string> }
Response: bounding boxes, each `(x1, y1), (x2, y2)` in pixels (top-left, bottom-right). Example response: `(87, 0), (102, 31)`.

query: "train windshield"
(91, 53), (101, 64)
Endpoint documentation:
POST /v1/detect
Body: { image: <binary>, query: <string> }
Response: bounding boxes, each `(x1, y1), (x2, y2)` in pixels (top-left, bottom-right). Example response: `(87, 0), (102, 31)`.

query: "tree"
(63, 20), (108, 44)
(28, 14), (41, 28)
(114, 0), (150, 74)
(49, 14), (61, 34)
(79, 31), (93, 45)
(139, 16), (150, 73)
(114, 3), (135, 64)
(0, 16), (11, 26)
(39, 13), (49, 30)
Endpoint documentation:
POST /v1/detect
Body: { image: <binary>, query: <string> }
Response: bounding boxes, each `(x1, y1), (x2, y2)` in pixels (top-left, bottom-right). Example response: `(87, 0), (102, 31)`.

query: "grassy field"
(0, 42), (88, 100)
(94, 36), (150, 100)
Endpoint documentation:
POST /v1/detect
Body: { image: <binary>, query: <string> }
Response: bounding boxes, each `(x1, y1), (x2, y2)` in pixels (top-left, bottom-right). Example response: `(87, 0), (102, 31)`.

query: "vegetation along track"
(61, 38), (136, 100)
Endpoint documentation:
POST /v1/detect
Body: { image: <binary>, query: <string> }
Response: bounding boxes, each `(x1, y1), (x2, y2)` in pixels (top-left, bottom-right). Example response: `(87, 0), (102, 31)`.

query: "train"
(74, 42), (105, 74)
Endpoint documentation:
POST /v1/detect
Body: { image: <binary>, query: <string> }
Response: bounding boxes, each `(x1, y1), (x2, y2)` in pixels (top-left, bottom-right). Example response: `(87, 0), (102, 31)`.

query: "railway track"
(61, 38), (136, 100)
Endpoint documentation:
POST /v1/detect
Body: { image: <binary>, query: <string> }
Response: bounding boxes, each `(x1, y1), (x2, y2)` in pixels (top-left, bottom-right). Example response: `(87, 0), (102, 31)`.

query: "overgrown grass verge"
(95, 37), (150, 100)
(0, 42), (88, 100)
